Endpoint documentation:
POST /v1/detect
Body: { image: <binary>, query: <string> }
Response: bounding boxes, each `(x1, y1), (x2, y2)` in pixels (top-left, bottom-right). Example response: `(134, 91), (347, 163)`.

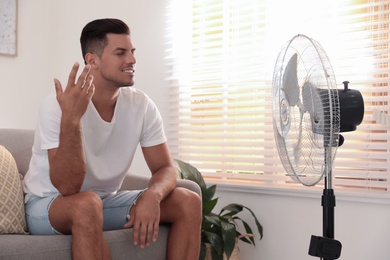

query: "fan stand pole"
(308, 149), (342, 260)
(323, 172), (335, 240)
(319, 175), (342, 260)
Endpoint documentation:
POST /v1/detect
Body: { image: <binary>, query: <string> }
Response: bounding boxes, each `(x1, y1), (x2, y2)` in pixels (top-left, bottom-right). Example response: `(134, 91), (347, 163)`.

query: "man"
(23, 18), (201, 260)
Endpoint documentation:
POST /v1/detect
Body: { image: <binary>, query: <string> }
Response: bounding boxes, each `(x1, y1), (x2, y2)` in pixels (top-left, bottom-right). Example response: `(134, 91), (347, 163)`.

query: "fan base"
(308, 235), (342, 260)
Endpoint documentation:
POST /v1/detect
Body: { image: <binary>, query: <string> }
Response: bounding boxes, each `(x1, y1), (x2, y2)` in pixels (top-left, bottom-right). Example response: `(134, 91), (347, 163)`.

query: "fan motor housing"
(338, 81), (364, 132)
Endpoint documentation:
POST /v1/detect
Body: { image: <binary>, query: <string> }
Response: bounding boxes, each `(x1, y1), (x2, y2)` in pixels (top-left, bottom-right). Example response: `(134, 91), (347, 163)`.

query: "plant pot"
(205, 242), (239, 260)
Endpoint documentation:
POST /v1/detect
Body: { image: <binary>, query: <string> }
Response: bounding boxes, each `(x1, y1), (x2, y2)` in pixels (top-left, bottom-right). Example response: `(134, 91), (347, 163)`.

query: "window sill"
(205, 178), (390, 205)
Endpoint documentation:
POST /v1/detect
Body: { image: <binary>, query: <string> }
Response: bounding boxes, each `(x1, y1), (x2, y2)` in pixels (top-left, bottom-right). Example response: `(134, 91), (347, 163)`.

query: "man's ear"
(85, 53), (96, 66)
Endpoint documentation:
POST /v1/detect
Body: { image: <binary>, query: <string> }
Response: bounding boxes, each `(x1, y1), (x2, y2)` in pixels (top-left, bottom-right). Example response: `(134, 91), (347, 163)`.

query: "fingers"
(65, 62), (91, 90)
(132, 220), (143, 247)
(55, 64), (94, 99)
(83, 75), (95, 99)
(126, 213), (159, 248)
(140, 223), (153, 248)
(133, 222), (158, 248)
(54, 78), (63, 101)
(60, 63), (94, 100)
(67, 62), (80, 88)
(77, 64), (91, 88)
(152, 222), (159, 243)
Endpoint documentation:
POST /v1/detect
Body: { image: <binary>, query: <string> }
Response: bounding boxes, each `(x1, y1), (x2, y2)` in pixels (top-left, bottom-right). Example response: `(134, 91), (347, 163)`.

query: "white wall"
(0, 0), (51, 128)
(1, 1), (389, 259)
(215, 186), (390, 260)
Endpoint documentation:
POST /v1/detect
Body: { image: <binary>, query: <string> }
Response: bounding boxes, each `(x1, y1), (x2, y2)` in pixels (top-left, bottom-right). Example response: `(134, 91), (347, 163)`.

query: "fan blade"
(282, 53), (300, 106)
(294, 104), (304, 166)
(302, 81), (324, 134)
(278, 90), (291, 137)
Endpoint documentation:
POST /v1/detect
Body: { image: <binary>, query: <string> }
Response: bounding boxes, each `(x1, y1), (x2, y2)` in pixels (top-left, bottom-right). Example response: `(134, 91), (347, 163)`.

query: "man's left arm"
(143, 142), (177, 202)
(124, 142), (176, 248)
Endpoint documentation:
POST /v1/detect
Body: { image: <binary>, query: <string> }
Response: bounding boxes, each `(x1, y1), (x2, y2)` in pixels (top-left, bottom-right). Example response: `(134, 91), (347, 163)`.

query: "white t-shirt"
(23, 87), (167, 198)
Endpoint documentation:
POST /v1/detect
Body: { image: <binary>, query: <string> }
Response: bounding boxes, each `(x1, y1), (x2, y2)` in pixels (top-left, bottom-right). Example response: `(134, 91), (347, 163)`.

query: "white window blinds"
(165, 0), (390, 201)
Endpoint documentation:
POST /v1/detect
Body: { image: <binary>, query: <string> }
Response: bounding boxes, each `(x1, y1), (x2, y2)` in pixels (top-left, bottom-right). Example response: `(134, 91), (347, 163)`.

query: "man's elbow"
(58, 186), (82, 196)
(50, 172), (85, 196)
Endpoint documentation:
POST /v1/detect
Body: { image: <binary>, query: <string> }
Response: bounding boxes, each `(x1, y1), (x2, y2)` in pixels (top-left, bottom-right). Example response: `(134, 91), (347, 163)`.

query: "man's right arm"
(48, 122), (86, 196)
(48, 63), (95, 196)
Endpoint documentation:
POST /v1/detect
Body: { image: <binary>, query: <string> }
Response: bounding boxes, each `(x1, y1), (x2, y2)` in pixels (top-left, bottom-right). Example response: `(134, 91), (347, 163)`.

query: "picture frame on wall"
(0, 0), (18, 56)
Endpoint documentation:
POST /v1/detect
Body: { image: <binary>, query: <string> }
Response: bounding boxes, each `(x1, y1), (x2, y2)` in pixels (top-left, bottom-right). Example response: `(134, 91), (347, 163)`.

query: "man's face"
(94, 33), (136, 88)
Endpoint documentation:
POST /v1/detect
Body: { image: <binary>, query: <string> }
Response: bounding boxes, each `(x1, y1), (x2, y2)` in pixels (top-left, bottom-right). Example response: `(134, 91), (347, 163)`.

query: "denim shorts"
(25, 190), (145, 235)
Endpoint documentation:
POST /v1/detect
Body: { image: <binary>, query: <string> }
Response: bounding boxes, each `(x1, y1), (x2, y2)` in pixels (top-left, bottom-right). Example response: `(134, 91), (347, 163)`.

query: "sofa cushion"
(0, 226), (170, 260)
(0, 145), (27, 234)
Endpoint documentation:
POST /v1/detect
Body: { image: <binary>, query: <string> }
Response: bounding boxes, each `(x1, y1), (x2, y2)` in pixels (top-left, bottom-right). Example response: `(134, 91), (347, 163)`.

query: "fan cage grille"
(272, 34), (340, 186)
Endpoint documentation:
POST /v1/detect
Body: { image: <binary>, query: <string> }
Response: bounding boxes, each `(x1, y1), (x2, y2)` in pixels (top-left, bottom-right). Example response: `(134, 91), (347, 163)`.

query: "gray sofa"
(0, 129), (200, 260)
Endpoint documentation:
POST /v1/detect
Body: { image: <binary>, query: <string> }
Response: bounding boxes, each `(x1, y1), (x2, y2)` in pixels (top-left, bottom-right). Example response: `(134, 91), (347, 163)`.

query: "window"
(166, 0), (390, 202)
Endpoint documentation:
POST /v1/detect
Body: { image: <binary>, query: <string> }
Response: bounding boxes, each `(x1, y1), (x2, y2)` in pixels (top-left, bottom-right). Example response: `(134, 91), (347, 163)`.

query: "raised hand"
(54, 62), (95, 123)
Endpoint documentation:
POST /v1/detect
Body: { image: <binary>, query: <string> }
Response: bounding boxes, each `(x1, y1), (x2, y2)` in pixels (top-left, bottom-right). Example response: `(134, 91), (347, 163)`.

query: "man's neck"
(91, 87), (119, 123)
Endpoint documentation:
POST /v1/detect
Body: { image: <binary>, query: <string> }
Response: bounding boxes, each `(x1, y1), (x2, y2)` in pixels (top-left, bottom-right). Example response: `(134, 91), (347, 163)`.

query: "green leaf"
(200, 243), (206, 260)
(175, 159), (217, 205)
(175, 159), (207, 189)
(221, 203), (263, 240)
(243, 219), (256, 244)
(221, 222), (236, 259)
(203, 198), (218, 215)
(210, 246), (223, 260)
(237, 231), (252, 244)
(219, 203), (243, 218)
(242, 205), (263, 240)
(204, 214), (221, 227)
(204, 231), (223, 255)
(205, 184), (217, 202)
(233, 217), (255, 245)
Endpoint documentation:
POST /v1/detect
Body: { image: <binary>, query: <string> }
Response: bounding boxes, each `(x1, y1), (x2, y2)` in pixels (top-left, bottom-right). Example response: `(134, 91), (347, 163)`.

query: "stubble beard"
(101, 71), (135, 88)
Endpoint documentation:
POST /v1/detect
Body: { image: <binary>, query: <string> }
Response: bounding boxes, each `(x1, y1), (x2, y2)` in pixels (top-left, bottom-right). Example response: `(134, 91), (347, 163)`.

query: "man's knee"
(49, 191), (103, 234)
(161, 187), (202, 225)
(174, 188), (202, 220)
(71, 191), (103, 224)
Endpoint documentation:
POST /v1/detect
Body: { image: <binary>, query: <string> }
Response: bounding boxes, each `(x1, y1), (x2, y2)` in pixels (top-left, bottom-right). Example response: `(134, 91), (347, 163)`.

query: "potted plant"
(175, 159), (263, 260)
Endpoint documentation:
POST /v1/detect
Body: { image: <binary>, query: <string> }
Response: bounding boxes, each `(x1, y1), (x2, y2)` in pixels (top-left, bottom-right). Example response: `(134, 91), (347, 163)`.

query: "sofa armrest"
(119, 173), (201, 197)
(176, 179), (201, 197)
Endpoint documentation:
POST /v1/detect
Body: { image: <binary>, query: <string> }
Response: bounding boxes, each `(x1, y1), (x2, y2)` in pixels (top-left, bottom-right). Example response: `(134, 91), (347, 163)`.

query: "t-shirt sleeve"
(140, 98), (167, 147)
(37, 94), (62, 150)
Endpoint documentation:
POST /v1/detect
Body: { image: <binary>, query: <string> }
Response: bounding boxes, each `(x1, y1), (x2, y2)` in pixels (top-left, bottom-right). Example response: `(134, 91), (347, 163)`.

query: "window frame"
(165, 0), (390, 204)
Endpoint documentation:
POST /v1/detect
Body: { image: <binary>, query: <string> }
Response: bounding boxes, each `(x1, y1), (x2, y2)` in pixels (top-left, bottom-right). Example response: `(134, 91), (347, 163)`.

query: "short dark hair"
(80, 18), (130, 62)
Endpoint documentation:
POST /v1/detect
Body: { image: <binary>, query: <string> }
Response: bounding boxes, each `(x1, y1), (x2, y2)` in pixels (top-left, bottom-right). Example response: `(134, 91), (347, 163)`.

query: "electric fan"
(272, 34), (364, 260)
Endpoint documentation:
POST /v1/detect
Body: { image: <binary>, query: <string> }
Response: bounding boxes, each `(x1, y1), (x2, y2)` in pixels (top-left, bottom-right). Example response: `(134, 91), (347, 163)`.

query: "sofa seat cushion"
(0, 145), (27, 234)
(0, 226), (169, 260)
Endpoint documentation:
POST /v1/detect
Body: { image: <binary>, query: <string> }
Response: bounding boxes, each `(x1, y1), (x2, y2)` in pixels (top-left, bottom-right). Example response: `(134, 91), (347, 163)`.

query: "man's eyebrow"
(114, 47), (136, 52)
(114, 47), (128, 52)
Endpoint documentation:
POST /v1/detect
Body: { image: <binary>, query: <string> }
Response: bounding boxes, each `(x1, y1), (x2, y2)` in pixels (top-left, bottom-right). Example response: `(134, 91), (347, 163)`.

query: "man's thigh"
(27, 192), (101, 235)
(102, 190), (145, 231)
(25, 194), (62, 235)
(25, 190), (145, 235)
